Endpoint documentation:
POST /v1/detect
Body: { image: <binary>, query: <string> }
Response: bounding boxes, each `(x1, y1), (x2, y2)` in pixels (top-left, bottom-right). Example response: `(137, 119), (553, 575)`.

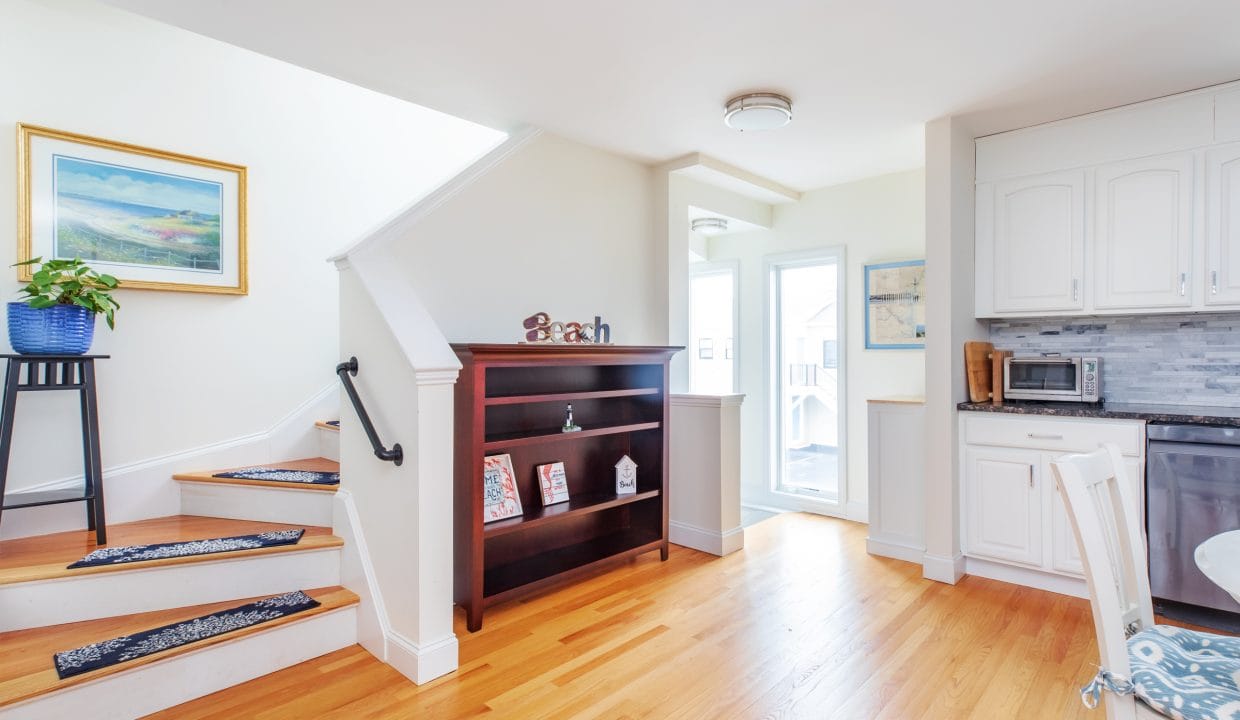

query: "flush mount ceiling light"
(691, 217), (729, 234)
(724, 92), (793, 131)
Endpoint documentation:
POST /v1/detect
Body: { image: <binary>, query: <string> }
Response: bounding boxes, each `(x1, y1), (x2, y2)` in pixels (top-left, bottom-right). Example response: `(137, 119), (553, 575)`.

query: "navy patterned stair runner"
(68, 529), (305, 569)
(211, 467), (340, 485)
(53, 590), (321, 679)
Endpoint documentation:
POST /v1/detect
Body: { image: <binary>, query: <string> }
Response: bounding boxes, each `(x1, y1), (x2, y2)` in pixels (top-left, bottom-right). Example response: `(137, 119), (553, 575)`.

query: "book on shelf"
(483, 454), (523, 522)
(536, 461), (571, 506)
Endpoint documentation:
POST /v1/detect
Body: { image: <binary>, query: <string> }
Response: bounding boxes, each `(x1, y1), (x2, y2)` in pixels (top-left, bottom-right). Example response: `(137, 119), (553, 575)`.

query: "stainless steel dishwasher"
(1146, 423), (1240, 631)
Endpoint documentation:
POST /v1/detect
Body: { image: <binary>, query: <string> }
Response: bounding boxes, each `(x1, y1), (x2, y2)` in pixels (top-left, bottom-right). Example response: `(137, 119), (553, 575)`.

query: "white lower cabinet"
(964, 447), (1042, 566)
(961, 413), (1145, 583)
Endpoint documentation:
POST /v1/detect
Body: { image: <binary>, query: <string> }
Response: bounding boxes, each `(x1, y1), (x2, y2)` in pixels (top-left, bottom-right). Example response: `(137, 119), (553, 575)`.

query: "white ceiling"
(104, 0), (1240, 191)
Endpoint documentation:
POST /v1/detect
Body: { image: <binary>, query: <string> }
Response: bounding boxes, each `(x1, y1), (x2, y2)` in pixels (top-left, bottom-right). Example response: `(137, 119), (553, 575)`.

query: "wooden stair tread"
(0, 586), (358, 708)
(0, 515), (339, 585)
(314, 420), (340, 432)
(174, 457), (339, 492)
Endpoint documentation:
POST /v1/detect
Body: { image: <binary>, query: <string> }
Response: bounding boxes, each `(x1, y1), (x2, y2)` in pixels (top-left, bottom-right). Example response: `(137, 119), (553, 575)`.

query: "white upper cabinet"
(1206, 143), (1240, 305)
(972, 82), (1240, 318)
(1093, 153), (1195, 310)
(990, 171), (1085, 314)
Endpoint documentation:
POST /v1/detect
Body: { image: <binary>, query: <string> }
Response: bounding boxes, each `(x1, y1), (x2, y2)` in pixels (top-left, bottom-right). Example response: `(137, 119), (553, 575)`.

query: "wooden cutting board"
(991, 349), (1012, 403)
(964, 341), (994, 403)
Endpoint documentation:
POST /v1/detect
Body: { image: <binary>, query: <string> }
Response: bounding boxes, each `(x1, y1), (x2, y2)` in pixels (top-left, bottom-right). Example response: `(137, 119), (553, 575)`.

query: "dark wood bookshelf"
(452, 343), (679, 631)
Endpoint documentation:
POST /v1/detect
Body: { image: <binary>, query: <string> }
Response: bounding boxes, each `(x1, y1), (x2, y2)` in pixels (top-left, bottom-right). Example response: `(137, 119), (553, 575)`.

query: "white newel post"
(668, 394), (746, 556)
(334, 256), (460, 685)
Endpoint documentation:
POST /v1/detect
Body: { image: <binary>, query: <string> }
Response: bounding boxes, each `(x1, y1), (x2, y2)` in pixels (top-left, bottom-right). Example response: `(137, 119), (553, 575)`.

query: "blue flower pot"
(7, 302), (96, 355)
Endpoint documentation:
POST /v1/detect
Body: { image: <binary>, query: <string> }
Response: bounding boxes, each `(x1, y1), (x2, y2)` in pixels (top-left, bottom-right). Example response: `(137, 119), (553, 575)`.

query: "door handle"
(1180, 272), (1188, 296)
(1072, 279), (1079, 302)
(1029, 464), (1035, 488)
(1027, 432), (1064, 440)
(1212, 270), (1220, 295)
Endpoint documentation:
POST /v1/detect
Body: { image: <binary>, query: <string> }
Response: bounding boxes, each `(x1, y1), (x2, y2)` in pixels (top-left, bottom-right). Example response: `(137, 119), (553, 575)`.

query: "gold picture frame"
(17, 124), (247, 295)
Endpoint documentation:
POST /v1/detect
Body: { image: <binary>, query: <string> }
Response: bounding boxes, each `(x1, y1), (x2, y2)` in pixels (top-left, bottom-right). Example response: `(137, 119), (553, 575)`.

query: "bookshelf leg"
(467, 606), (483, 633)
(660, 542), (669, 561)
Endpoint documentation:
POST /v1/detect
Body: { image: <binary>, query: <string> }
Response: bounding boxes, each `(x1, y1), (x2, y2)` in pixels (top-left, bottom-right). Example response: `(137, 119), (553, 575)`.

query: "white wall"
(708, 168), (926, 519)
(0, 0), (501, 519)
(388, 132), (663, 344)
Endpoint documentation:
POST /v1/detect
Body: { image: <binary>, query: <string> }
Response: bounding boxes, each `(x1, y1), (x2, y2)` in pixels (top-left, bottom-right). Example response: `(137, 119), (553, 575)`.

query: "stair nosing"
(0, 587), (359, 709)
(0, 535), (345, 586)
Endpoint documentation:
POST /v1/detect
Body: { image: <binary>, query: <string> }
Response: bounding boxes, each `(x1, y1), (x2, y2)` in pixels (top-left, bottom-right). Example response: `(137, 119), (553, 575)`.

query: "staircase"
(0, 419), (361, 719)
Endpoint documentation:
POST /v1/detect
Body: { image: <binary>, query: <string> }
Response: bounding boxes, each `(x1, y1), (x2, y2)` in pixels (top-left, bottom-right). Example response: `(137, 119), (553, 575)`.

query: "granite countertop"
(957, 400), (1240, 427)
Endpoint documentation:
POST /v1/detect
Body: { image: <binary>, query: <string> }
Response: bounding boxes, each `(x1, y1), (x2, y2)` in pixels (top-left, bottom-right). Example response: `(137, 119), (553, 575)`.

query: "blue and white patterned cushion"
(1082, 625), (1240, 719)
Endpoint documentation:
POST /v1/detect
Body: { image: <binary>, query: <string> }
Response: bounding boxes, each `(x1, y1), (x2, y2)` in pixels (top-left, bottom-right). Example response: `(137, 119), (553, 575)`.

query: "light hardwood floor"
(147, 512), (1107, 719)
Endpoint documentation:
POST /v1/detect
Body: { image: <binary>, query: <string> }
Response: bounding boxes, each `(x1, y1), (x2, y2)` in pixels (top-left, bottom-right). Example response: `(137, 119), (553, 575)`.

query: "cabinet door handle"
(1180, 272), (1188, 296)
(1072, 279), (1079, 302)
(1027, 432), (1064, 440)
(1029, 464), (1035, 488)
(1212, 270), (1220, 295)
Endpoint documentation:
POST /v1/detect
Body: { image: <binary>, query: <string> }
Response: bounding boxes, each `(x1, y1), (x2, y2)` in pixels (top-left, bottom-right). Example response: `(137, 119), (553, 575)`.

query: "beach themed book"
(482, 454), (523, 522)
(536, 462), (571, 506)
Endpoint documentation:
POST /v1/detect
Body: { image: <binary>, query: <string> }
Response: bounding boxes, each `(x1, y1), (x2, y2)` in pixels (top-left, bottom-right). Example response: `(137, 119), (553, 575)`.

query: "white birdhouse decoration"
(615, 455), (637, 495)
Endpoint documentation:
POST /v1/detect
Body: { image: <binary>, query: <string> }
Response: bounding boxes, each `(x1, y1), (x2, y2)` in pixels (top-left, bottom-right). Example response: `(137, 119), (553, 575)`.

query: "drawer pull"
(1029, 464), (1034, 488)
(1027, 432), (1064, 440)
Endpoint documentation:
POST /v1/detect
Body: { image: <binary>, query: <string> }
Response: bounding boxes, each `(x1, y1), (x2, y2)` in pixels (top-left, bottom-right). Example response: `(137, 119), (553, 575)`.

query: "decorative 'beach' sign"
(522, 313), (611, 344)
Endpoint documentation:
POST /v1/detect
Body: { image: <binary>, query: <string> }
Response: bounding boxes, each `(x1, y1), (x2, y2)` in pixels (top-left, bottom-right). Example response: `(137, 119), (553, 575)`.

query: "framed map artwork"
(864, 260), (925, 350)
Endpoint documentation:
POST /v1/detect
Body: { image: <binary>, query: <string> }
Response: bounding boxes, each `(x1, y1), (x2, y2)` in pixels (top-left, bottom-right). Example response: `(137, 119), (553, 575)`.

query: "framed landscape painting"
(17, 124), (247, 294)
(864, 259), (925, 349)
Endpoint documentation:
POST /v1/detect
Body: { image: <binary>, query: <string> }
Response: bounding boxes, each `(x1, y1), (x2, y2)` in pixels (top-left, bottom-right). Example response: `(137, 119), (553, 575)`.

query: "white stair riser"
(2, 605), (357, 720)
(318, 426), (340, 462)
(179, 481), (334, 526)
(0, 548), (341, 632)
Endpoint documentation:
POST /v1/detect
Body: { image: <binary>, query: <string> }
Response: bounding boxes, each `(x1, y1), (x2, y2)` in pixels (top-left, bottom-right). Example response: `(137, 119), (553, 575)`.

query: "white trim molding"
(866, 537), (924, 565)
(922, 552), (966, 585)
(386, 631), (460, 685)
(669, 520), (745, 556)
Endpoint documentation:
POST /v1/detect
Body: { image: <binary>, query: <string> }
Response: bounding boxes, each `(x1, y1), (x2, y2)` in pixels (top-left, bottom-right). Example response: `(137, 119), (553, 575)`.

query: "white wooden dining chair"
(1051, 444), (1240, 720)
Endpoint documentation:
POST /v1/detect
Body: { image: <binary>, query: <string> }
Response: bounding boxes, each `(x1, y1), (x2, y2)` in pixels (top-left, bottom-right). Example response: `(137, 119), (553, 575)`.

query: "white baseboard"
(0, 546), (342, 632)
(963, 556), (1088, 599)
(0, 384), (339, 541)
(866, 536), (925, 564)
(922, 552), (966, 584)
(2, 605), (356, 720)
(386, 631), (459, 685)
(669, 520), (745, 556)
(333, 488), (389, 662)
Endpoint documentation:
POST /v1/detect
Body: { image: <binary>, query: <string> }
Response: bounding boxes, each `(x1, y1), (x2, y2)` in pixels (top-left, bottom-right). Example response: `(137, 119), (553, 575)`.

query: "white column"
(923, 116), (987, 584)
(669, 393), (746, 556)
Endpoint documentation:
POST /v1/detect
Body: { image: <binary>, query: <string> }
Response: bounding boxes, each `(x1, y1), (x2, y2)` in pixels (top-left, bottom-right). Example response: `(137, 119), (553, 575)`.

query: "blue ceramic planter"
(7, 302), (96, 355)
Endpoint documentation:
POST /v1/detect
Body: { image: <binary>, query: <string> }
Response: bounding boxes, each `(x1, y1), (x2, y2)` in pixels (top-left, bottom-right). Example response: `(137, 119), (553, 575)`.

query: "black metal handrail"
(336, 356), (403, 466)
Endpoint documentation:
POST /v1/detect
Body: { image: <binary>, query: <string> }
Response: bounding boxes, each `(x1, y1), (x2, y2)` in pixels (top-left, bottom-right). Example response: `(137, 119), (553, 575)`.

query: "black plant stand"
(0, 355), (108, 544)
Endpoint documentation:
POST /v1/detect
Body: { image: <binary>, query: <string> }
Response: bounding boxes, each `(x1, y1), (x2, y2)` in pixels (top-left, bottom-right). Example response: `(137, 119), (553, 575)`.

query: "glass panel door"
(770, 251), (843, 504)
(689, 262), (738, 394)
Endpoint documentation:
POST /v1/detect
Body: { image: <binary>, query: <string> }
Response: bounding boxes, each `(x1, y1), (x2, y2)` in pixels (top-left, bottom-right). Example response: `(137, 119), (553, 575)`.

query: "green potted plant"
(8, 257), (119, 355)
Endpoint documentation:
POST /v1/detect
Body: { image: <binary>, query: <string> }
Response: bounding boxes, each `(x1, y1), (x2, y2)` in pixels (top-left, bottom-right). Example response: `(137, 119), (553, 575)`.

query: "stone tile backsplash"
(988, 313), (1240, 407)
